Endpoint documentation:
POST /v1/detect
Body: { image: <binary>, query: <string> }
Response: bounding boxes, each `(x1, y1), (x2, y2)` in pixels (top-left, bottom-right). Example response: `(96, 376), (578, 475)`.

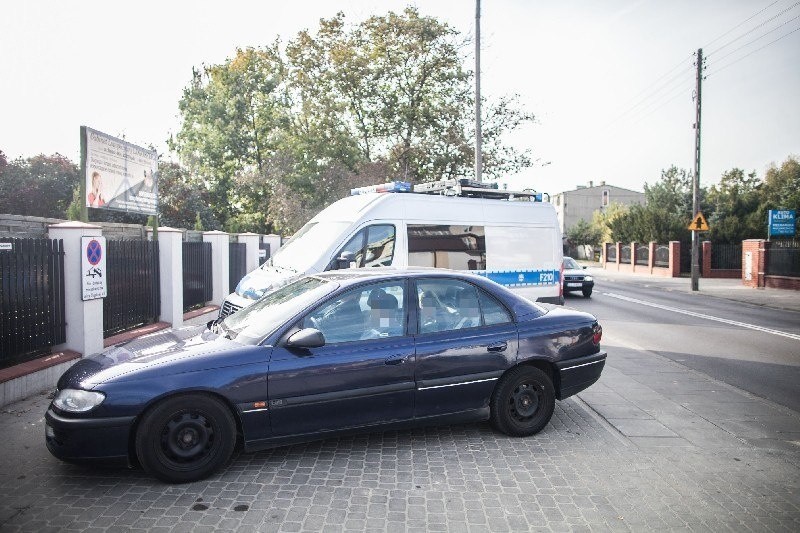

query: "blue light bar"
(350, 181), (412, 196)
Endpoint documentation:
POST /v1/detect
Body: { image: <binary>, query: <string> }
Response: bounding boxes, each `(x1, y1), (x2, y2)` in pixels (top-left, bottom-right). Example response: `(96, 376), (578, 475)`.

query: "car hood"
(57, 325), (257, 390)
(563, 268), (588, 276)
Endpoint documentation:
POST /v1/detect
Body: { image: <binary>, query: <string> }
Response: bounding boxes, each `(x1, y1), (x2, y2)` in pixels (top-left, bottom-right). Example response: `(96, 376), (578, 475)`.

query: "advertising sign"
(84, 126), (158, 215)
(768, 209), (796, 237)
(81, 236), (107, 301)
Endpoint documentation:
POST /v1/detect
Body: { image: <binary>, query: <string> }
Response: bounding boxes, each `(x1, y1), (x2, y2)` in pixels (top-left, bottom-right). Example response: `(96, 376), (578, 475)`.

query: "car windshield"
(222, 276), (337, 345)
(270, 221), (351, 272)
(563, 257), (580, 270)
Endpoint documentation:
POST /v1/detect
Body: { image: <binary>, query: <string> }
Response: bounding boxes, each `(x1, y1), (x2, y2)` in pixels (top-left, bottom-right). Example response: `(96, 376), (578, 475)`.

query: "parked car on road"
(562, 256), (594, 298)
(46, 268), (605, 483)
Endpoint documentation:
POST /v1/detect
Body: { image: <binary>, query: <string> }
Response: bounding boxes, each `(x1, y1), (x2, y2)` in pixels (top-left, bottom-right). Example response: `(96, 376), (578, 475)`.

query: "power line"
(707, 13), (800, 66)
(704, 0), (781, 49)
(707, 0), (800, 56)
(707, 24), (800, 77)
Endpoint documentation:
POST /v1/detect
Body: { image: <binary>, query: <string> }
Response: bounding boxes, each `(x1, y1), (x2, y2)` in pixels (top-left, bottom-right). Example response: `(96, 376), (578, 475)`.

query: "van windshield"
(271, 221), (351, 272)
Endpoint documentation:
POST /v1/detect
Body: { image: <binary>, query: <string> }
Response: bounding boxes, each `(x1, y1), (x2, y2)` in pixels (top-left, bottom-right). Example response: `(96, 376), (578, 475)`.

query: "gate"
(766, 245), (800, 277)
(103, 240), (161, 338)
(229, 242), (247, 293)
(680, 241), (703, 274)
(0, 238), (66, 368)
(711, 244), (742, 270)
(183, 242), (212, 311)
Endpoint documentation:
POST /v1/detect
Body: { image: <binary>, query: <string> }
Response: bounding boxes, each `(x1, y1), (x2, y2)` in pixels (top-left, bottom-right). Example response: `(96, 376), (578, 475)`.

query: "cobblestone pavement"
(1, 372), (798, 532)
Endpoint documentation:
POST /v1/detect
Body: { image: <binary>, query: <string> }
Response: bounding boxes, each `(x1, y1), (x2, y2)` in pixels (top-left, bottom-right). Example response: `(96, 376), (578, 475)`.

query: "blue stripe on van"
(472, 269), (560, 287)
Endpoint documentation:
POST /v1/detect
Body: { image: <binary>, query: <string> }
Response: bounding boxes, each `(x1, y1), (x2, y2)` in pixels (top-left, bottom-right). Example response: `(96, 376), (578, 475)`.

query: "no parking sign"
(81, 236), (107, 300)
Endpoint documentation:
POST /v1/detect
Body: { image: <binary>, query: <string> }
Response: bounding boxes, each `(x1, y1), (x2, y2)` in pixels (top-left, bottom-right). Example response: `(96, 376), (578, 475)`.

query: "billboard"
(83, 126), (158, 215)
(768, 209), (796, 237)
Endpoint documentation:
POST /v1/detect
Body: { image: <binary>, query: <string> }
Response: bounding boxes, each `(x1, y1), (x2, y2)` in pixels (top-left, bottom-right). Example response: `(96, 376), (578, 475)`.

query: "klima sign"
(768, 209), (796, 237)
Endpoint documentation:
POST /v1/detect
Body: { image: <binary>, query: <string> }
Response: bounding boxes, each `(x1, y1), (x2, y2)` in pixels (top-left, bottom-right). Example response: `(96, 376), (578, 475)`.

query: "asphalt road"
(563, 277), (800, 413)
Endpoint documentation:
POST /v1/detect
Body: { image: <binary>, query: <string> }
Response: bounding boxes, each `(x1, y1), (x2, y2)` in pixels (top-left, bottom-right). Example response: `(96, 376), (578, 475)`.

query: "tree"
(706, 168), (761, 243)
(0, 153), (80, 218)
(566, 219), (603, 247)
(156, 161), (219, 230)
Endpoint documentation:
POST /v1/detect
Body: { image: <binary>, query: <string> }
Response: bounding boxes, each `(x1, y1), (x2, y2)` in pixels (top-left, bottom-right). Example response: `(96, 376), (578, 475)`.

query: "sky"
(1, 0), (798, 196)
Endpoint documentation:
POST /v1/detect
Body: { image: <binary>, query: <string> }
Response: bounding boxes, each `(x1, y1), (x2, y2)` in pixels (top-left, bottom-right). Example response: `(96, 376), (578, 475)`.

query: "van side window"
(328, 225), (396, 270)
(407, 225), (486, 270)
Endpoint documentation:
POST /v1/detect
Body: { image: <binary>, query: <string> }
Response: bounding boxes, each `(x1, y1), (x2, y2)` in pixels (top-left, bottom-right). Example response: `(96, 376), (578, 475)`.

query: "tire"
(135, 394), (236, 483)
(490, 366), (555, 437)
(582, 288), (592, 298)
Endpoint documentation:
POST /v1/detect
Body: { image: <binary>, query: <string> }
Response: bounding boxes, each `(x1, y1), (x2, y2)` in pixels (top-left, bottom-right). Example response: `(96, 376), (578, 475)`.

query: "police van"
(220, 179), (563, 317)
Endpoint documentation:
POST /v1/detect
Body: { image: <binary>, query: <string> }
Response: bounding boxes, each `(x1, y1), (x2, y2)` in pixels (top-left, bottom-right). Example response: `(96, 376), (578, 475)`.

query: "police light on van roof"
(350, 181), (412, 195)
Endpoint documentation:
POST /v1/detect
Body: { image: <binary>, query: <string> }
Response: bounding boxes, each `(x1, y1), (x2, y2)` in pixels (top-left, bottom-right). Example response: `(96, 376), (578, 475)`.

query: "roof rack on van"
(350, 179), (543, 202)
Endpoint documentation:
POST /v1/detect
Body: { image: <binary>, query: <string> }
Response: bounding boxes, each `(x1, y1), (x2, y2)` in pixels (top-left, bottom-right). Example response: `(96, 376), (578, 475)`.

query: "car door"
(413, 278), (518, 419)
(267, 280), (415, 437)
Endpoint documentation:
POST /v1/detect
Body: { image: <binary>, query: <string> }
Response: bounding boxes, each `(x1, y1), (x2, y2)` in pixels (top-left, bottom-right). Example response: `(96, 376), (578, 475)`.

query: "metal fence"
(259, 242), (271, 265)
(766, 246), (800, 277)
(620, 245), (631, 264)
(635, 245), (649, 266)
(103, 240), (161, 338)
(183, 242), (213, 311)
(0, 238), (66, 368)
(711, 243), (742, 270)
(680, 242), (703, 274)
(229, 243), (247, 293)
(605, 243), (616, 262)
(654, 244), (670, 268)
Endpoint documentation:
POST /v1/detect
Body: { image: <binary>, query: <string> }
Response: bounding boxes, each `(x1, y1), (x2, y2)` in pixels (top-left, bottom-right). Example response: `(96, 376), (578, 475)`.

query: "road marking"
(603, 292), (800, 341)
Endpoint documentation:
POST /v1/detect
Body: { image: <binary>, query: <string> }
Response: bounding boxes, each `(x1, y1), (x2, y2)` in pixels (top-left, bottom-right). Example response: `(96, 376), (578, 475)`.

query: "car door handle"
(487, 342), (507, 353)
(385, 355), (407, 365)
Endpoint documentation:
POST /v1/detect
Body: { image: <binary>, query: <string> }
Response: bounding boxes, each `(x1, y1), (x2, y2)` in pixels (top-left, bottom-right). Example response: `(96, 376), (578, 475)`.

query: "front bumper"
(563, 279), (594, 293)
(555, 351), (606, 400)
(45, 408), (135, 465)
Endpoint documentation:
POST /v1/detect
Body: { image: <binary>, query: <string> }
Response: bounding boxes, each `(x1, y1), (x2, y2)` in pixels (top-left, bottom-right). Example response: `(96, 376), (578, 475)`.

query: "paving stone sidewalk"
(1, 350), (798, 532)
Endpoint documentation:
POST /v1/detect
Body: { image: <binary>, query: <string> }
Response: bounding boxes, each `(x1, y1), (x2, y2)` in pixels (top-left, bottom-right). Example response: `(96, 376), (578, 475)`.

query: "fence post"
(702, 241), (712, 278)
(154, 227), (184, 328)
(649, 241), (656, 274)
(630, 241), (638, 272)
(203, 230), (229, 307)
(601, 242), (608, 269)
(669, 241), (681, 278)
(237, 232), (261, 274)
(615, 242), (621, 271)
(48, 221), (104, 357)
(263, 234), (282, 256)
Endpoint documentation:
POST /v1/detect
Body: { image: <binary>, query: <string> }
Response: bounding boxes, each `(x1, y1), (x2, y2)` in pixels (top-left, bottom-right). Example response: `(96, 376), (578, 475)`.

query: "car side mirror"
(286, 328), (326, 348)
(336, 251), (356, 270)
(582, 266), (587, 269)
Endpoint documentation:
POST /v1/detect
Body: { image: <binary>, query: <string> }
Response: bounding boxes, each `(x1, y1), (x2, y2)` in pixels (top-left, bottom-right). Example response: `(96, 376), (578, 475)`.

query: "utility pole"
(691, 48), (704, 292)
(474, 0), (483, 183)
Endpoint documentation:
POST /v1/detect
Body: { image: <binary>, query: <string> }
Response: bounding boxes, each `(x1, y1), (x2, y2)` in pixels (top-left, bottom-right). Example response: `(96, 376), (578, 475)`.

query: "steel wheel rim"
(160, 411), (216, 464)
(508, 382), (541, 422)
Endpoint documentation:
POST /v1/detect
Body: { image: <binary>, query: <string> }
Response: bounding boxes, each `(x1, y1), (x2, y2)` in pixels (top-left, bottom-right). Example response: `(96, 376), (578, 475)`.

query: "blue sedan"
(46, 269), (606, 483)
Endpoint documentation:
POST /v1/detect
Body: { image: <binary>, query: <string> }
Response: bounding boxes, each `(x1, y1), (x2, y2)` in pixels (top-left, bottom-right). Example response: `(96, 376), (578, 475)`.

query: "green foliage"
(591, 202), (628, 244)
(193, 212), (204, 231)
(566, 219), (603, 247)
(0, 153), (80, 218)
(156, 161), (220, 230)
(65, 187), (82, 220)
(172, 8), (535, 233)
(706, 168), (762, 243)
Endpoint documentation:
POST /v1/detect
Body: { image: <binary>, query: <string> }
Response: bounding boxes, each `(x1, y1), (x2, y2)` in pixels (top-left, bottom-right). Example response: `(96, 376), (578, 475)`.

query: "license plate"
(567, 282), (582, 287)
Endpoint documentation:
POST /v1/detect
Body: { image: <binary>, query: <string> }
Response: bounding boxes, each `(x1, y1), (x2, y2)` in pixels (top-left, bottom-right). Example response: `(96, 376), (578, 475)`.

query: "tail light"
(592, 323), (602, 345)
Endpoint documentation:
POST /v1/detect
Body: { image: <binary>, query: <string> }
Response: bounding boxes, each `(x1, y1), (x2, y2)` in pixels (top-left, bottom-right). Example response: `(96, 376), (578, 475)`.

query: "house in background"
(552, 181), (645, 235)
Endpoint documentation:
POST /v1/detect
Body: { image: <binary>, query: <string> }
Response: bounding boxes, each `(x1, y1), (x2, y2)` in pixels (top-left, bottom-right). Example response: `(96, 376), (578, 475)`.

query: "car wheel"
(490, 366), (555, 437)
(135, 394), (236, 483)
(582, 288), (592, 298)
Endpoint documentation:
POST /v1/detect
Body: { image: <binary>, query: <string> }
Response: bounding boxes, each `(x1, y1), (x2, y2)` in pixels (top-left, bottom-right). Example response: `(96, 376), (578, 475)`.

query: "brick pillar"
(601, 242), (609, 268)
(669, 241), (681, 278)
(702, 241), (712, 278)
(742, 239), (765, 288)
(615, 242), (621, 271)
(649, 241), (656, 274)
(630, 241), (638, 272)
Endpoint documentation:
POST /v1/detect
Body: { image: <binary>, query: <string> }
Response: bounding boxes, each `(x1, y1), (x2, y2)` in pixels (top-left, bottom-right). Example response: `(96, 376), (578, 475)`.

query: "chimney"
(601, 180), (606, 186)
(589, 180), (593, 187)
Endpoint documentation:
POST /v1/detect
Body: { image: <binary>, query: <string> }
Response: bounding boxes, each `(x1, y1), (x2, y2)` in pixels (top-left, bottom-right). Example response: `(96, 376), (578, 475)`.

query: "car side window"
(417, 279), (483, 334)
(328, 225), (396, 270)
(301, 282), (405, 343)
(478, 289), (512, 325)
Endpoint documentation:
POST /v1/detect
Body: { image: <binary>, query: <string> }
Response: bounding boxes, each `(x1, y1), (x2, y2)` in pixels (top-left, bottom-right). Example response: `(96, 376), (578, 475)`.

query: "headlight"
(53, 389), (105, 413)
(584, 276), (593, 282)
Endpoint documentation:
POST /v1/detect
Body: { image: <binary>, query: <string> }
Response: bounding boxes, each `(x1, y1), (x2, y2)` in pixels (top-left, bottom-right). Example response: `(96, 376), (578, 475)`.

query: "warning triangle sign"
(688, 212), (709, 231)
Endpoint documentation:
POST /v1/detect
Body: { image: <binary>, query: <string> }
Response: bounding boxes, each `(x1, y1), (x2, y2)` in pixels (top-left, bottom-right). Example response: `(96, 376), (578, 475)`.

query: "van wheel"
(135, 394), (236, 483)
(582, 288), (592, 298)
(490, 366), (555, 437)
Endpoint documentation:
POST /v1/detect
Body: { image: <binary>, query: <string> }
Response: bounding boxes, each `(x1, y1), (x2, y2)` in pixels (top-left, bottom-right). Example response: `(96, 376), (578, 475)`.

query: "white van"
(220, 183), (563, 317)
